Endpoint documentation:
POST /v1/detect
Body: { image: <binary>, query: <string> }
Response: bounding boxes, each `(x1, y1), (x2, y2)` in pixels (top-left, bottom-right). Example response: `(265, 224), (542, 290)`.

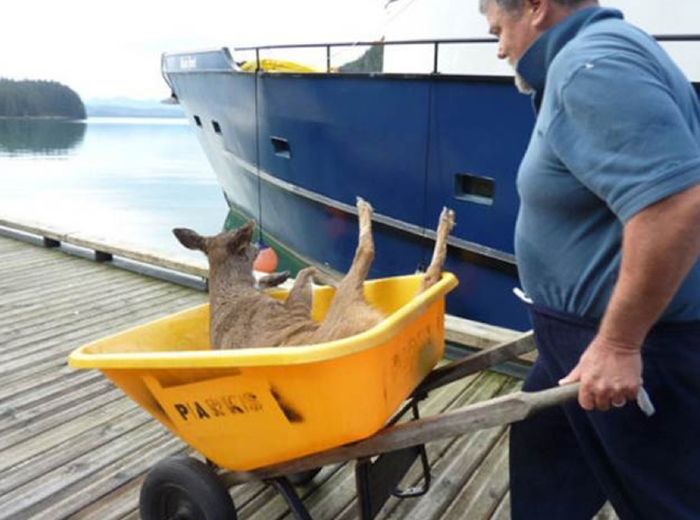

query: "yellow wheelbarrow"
(69, 272), (578, 520)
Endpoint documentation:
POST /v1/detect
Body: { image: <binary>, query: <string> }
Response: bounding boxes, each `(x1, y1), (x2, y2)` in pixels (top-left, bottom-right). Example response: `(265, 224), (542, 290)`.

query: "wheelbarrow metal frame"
(216, 331), (580, 520)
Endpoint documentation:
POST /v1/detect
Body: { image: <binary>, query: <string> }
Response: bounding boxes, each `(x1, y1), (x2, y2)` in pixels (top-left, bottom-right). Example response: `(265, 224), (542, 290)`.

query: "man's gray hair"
(479, 0), (592, 15)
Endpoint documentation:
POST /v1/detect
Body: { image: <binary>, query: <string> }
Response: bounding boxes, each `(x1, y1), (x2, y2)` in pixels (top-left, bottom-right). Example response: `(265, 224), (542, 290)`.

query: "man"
(479, 0), (700, 518)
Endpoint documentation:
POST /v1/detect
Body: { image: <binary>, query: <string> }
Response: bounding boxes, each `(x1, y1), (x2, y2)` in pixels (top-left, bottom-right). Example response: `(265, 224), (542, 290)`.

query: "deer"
(173, 198), (455, 350)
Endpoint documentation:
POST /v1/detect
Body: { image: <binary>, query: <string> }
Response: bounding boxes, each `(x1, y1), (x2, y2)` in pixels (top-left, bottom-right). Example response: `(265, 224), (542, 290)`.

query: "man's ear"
(524, 0), (544, 25)
(173, 228), (208, 252)
(226, 220), (256, 255)
(528, 0), (560, 30)
(526, 0), (543, 13)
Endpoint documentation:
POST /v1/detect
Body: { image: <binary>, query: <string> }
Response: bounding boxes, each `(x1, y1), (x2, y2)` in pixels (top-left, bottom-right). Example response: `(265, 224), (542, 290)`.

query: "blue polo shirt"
(514, 7), (700, 321)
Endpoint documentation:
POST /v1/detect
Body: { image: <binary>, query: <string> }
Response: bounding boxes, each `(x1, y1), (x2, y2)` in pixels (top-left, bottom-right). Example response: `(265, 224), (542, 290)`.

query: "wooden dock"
(0, 222), (616, 520)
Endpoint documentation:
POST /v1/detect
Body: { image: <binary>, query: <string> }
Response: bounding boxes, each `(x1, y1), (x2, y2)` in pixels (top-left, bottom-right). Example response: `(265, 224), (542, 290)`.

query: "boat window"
(454, 173), (495, 206)
(212, 120), (222, 134)
(194, 115), (202, 127)
(270, 136), (291, 159)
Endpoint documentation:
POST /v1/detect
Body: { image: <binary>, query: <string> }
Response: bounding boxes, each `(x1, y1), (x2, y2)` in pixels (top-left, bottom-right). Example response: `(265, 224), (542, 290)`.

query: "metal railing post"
(433, 42), (439, 74)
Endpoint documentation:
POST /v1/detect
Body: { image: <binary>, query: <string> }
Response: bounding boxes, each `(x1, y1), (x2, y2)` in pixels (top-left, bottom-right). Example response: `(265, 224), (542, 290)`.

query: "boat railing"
(233, 35), (700, 77)
(235, 38), (499, 75)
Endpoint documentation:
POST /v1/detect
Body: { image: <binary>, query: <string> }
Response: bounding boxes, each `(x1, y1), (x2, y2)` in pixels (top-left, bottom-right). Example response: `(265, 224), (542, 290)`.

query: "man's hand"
(559, 335), (642, 411)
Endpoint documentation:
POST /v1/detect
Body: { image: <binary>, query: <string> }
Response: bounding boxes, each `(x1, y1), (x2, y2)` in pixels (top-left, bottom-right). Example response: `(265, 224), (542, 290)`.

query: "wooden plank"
(445, 314), (538, 363)
(0, 215), (208, 278)
(0, 405), (152, 495)
(441, 431), (510, 519)
(595, 503), (620, 519)
(4, 270), (194, 316)
(0, 272), (151, 318)
(66, 476), (145, 520)
(0, 239), (27, 252)
(0, 398), (139, 474)
(0, 253), (75, 272)
(0, 284), (196, 356)
(0, 281), (189, 335)
(0, 377), (116, 433)
(0, 283), (180, 343)
(0, 269), (171, 317)
(0, 370), (101, 414)
(417, 332), (536, 393)
(5, 432), (187, 519)
(491, 493), (510, 520)
(0, 276), (157, 328)
(445, 315), (523, 348)
(0, 289), (205, 375)
(1, 260), (125, 293)
(0, 262), (153, 299)
(2, 422), (173, 516)
(0, 386), (126, 451)
(0, 368), (97, 406)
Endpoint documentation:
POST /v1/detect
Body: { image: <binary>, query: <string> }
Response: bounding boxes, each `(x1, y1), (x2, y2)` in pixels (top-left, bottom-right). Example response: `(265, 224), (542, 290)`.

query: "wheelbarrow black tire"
(140, 456), (237, 520)
(287, 467), (322, 486)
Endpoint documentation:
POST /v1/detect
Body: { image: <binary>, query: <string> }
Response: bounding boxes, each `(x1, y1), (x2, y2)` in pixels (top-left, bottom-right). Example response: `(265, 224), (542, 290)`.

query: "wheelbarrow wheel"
(140, 456), (237, 520)
(287, 467), (321, 486)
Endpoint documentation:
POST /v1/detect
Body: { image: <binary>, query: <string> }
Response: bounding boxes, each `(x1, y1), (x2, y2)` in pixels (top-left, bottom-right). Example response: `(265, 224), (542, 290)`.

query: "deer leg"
(284, 267), (317, 313)
(310, 270), (339, 289)
(421, 207), (456, 292)
(341, 197), (375, 292)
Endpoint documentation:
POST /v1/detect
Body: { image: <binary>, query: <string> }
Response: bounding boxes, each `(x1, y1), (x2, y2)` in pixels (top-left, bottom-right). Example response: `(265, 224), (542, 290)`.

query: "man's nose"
(497, 44), (507, 60)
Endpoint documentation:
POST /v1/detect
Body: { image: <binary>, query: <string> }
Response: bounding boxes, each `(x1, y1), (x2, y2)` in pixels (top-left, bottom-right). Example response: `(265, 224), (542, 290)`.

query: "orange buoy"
(254, 246), (279, 273)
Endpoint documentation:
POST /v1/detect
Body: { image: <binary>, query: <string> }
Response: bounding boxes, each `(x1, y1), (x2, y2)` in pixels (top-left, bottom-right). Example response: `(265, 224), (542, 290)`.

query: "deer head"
(173, 220), (258, 283)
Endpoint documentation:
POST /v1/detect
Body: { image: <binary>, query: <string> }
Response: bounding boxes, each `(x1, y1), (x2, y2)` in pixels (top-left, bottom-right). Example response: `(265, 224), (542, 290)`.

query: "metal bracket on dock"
(43, 237), (61, 248)
(94, 250), (113, 262)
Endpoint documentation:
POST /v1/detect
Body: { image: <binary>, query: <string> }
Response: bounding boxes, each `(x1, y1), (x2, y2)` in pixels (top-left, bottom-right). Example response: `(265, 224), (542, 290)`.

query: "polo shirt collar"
(516, 7), (624, 110)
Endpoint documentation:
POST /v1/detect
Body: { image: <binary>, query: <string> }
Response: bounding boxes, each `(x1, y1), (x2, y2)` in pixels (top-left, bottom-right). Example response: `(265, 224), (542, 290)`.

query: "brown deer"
(173, 199), (455, 350)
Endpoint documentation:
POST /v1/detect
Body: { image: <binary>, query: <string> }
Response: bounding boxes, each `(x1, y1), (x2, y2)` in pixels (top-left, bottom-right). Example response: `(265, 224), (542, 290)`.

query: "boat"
(160, 2), (700, 331)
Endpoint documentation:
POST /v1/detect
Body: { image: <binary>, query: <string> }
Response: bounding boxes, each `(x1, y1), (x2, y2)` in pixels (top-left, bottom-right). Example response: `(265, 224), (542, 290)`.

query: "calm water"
(0, 118), (228, 261)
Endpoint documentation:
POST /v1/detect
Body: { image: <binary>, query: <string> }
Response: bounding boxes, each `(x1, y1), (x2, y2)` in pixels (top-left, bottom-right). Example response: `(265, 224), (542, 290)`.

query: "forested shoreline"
(0, 79), (86, 119)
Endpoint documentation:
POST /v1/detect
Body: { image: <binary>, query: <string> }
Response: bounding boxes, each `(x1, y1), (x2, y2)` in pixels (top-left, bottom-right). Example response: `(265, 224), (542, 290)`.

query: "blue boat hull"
(160, 50), (540, 329)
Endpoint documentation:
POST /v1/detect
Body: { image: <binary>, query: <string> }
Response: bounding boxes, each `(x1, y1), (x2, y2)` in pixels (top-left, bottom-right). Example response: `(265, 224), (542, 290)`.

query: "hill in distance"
(0, 79), (86, 119)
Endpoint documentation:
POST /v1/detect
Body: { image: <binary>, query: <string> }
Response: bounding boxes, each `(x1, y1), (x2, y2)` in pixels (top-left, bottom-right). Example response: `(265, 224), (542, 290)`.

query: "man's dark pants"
(510, 305), (700, 520)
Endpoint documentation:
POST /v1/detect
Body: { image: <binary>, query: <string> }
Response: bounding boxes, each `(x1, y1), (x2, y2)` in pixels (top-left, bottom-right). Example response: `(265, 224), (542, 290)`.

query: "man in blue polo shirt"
(480, 0), (700, 518)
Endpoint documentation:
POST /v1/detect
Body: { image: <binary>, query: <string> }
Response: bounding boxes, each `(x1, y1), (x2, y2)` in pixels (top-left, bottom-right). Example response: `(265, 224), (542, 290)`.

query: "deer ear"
(226, 220), (256, 254)
(173, 228), (208, 252)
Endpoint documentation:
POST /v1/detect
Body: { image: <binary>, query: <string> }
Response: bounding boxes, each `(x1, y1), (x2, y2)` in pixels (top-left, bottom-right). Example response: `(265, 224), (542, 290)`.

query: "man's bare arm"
(561, 183), (700, 410)
(600, 183), (700, 348)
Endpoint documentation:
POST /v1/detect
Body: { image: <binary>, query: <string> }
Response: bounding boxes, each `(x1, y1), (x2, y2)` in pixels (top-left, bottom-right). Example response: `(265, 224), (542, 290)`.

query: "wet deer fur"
(173, 199), (455, 350)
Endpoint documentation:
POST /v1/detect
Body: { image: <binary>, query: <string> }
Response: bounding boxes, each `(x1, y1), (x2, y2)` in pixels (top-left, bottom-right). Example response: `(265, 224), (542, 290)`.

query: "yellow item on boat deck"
(69, 272), (458, 471)
(239, 58), (318, 73)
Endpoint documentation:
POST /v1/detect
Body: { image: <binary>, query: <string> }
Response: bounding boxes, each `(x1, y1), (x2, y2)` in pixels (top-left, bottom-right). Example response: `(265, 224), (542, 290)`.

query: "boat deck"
(0, 230), (617, 519)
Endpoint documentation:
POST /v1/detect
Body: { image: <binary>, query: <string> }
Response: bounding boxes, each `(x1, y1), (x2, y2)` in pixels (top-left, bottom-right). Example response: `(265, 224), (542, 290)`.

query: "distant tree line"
(0, 79), (86, 119)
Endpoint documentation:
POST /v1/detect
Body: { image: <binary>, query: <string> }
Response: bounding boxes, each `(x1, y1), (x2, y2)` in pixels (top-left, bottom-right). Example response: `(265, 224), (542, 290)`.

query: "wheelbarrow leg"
(267, 477), (314, 520)
(355, 402), (431, 520)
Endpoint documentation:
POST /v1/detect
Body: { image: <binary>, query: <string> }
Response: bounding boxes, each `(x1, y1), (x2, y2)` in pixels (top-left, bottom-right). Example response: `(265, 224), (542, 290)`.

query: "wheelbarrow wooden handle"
(223, 383), (580, 486)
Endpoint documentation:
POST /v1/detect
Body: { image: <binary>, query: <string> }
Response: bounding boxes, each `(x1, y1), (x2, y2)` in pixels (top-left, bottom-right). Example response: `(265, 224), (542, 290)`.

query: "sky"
(1, 0), (698, 102)
(0, 0), (387, 101)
